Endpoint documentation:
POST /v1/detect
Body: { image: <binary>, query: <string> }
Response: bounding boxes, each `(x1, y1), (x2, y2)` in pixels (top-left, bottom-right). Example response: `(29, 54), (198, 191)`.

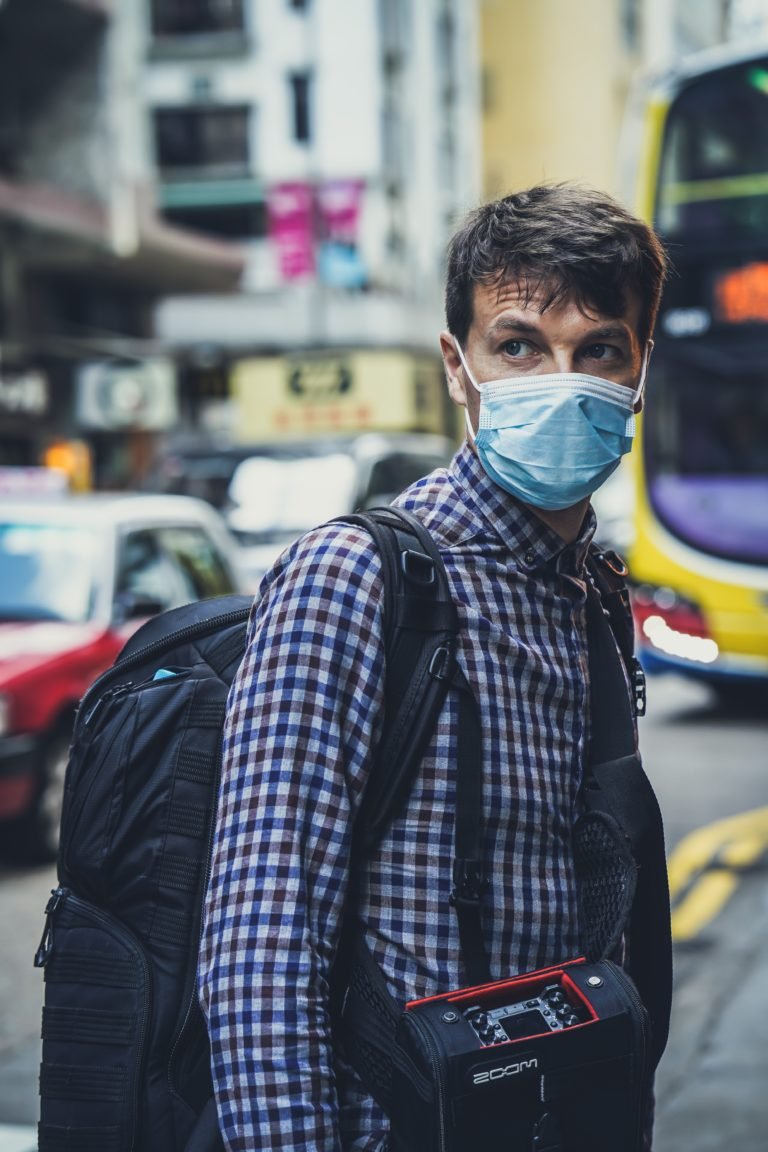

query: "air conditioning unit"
(76, 360), (178, 430)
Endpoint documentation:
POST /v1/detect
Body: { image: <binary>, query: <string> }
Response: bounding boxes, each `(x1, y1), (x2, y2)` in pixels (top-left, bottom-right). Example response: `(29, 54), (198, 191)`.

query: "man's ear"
(439, 331), (468, 407)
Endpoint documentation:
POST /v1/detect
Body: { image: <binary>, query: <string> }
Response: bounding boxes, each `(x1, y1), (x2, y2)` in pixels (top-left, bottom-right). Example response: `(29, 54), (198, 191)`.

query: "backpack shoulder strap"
(586, 543), (647, 718)
(335, 506), (460, 852)
(583, 546), (672, 1065)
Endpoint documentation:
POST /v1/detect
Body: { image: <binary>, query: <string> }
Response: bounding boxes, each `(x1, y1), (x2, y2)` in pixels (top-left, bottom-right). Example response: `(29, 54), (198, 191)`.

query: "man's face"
(440, 280), (646, 435)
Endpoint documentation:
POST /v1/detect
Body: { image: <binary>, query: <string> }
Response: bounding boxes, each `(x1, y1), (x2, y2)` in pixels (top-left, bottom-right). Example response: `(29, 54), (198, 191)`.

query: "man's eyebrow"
(487, 316), (542, 337)
(486, 317), (633, 342)
(584, 325), (632, 343)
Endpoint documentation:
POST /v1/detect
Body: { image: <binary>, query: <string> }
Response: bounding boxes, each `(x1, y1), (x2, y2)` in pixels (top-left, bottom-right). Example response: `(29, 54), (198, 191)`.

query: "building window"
(150, 0), (245, 36)
(154, 105), (250, 173)
(164, 202), (267, 241)
(289, 73), (312, 144)
(620, 0), (640, 52)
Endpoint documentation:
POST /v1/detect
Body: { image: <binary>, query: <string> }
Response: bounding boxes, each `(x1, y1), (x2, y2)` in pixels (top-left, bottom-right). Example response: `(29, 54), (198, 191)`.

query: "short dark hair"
(445, 184), (668, 348)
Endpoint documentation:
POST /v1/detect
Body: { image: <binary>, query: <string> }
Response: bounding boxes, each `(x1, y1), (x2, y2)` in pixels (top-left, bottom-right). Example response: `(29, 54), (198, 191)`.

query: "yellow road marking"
(671, 870), (739, 942)
(667, 807), (768, 941)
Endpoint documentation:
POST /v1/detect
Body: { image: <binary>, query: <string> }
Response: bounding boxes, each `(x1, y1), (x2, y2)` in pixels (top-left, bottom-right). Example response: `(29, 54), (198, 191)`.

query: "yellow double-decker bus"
(628, 44), (768, 698)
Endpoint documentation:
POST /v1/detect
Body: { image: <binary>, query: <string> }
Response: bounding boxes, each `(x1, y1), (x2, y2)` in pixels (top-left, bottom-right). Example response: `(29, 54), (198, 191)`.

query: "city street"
(0, 672), (765, 1150)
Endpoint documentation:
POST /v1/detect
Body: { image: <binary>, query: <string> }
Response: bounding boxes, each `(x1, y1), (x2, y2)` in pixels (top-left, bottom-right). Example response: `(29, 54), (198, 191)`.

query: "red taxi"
(0, 491), (245, 862)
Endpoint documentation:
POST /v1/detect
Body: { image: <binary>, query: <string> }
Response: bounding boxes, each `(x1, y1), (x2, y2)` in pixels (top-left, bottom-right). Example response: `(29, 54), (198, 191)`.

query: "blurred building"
(145, 0), (481, 441)
(0, 0), (243, 486)
(479, 0), (764, 204)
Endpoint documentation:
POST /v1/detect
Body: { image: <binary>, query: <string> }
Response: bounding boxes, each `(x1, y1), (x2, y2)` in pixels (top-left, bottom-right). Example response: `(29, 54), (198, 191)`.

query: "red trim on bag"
(405, 955), (593, 1013)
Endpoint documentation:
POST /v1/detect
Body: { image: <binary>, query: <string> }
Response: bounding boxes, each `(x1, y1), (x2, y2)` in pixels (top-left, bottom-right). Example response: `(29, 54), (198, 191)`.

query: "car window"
(228, 453), (357, 536)
(116, 529), (199, 613)
(155, 524), (235, 598)
(362, 453), (447, 507)
(0, 522), (99, 623)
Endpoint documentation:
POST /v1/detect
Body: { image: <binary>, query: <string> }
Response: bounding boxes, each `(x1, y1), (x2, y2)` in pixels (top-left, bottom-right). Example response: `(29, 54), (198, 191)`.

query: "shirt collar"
(449, 442), (596, 572)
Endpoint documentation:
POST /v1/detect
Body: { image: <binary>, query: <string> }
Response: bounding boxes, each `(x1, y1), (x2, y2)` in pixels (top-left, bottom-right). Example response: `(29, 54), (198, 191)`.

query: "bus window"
(644, 364), (768, 566)
(658, 58), (768, 238)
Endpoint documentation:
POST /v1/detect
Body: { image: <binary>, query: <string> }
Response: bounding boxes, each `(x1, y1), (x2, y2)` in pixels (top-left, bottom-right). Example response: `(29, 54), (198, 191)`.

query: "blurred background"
(0, 1), (767, 1150)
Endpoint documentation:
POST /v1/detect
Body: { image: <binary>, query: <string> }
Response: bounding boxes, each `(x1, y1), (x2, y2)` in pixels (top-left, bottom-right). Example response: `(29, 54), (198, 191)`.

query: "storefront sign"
(0, 371), (49, 416)
(286, 357), (353, 400)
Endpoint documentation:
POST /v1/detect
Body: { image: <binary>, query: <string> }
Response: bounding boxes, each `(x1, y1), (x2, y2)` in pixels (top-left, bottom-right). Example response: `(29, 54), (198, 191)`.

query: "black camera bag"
(389, 957), (650, 1152)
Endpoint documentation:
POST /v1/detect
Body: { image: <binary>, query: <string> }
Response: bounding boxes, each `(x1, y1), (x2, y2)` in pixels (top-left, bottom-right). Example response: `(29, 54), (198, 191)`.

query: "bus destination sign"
(712, 262), (768, 324)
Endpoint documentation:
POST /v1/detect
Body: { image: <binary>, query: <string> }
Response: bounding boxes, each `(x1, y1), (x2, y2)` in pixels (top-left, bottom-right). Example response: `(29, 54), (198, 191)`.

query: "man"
(199, 183), (668, 1151)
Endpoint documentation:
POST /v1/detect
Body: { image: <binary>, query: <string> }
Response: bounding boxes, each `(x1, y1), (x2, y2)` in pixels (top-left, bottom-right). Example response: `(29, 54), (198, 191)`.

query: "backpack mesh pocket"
(573, 810), (637, 961)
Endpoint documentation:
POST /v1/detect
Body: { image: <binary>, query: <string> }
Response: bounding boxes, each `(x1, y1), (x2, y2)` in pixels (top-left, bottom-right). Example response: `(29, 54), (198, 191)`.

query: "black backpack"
(33, 507), (461, 1152)
(34, 507), (670, 1152)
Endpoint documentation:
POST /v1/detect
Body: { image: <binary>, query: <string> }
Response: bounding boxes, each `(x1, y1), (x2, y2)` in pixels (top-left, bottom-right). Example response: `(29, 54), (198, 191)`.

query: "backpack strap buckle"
(428, 645), (455, 682)
(401, 548), (436, 588)
(450, 857), (485, 906)
(594, 548), (629, 578)
(631, 658), (647, 717)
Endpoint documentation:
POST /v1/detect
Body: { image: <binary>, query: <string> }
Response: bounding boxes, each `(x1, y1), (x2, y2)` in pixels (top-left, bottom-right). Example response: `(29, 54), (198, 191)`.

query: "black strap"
(584, 578), (636, 764)
(450, 670), (490, 985)
(338, 507), (462, 855)
(347, 508), (489, 984)
(587, 546), (647, 717)
(584, 580), (672, 1065)
(332, 507), (489, 1107)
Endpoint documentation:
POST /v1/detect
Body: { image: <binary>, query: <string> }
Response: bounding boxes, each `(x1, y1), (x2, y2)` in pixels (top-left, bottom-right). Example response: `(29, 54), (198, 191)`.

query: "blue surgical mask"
(454, 340), (650, 511)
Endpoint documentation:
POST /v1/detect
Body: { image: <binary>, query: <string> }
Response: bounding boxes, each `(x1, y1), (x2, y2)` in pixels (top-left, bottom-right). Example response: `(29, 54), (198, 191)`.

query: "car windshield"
(227, 453), (358, 540)
(0, 522), (100, 622)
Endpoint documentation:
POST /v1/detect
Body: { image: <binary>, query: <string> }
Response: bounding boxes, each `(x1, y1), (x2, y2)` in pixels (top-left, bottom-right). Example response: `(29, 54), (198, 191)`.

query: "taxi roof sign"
(0, 467), (68, 497)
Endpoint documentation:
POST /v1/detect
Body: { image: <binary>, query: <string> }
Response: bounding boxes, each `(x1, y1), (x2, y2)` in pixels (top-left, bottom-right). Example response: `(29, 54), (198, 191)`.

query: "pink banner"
(267, 182), (315, 281)
(316, 179), (364, 243)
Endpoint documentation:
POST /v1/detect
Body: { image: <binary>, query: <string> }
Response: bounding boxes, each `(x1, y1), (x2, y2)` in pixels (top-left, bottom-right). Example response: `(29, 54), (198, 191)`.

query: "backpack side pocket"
(37, 889), (150, 1152)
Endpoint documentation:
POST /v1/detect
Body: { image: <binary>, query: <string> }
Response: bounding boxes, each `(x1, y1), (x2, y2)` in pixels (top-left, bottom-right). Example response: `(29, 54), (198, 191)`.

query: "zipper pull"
(34, 887), (67, 968)
(83, 681), (133, 728)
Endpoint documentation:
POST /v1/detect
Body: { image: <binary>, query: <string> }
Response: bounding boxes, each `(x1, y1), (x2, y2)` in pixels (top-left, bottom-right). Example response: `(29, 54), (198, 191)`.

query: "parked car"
(223, 432), (456, 589)
(0, 492), (245, 863)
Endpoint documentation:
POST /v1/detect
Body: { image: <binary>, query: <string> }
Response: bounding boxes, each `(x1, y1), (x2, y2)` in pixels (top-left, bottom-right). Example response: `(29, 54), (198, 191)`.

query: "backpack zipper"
(83, 681), (135, 728)
(603, 960), (651, 1148)
(405, 1013), (449, 1152)
(78, 604), (252, 722)
(34, 887), (66, 968)
(35, 886), (152, 1152)
(166, 727), (224, 1097)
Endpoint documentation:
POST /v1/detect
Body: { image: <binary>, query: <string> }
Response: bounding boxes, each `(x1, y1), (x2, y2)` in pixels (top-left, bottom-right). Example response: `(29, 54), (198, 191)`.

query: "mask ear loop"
(634, 340), (654, 405)
(453, 338), (481, 440)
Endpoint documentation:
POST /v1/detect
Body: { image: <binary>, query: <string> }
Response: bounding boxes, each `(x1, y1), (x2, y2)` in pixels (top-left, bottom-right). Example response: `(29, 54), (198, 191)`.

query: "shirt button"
(524, 549), (536, 565)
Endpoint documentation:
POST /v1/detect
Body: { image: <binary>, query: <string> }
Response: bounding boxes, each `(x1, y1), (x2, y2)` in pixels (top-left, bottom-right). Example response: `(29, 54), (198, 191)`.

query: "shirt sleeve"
(198, 522), (386, 1152)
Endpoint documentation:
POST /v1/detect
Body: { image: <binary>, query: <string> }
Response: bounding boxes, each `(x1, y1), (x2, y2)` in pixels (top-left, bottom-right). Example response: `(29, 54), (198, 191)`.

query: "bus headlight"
(632, 585), (720, 666)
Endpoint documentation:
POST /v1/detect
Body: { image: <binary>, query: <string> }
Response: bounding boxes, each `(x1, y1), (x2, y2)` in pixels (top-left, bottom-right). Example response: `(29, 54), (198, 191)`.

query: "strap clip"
(428, 644), (454, 682)
(401, 549), (436, 588)
(450, 857), (485, 906)
(595, 548), (629, 578)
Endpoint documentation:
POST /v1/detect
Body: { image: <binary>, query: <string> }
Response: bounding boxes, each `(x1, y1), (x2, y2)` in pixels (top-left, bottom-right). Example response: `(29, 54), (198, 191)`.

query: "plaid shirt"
(199, 443), (597, 1151)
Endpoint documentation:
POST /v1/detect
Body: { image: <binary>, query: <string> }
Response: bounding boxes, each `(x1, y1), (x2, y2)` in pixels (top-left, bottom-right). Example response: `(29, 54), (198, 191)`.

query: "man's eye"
(585, 343), (619, 360)
(502, 340), (533, 357)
